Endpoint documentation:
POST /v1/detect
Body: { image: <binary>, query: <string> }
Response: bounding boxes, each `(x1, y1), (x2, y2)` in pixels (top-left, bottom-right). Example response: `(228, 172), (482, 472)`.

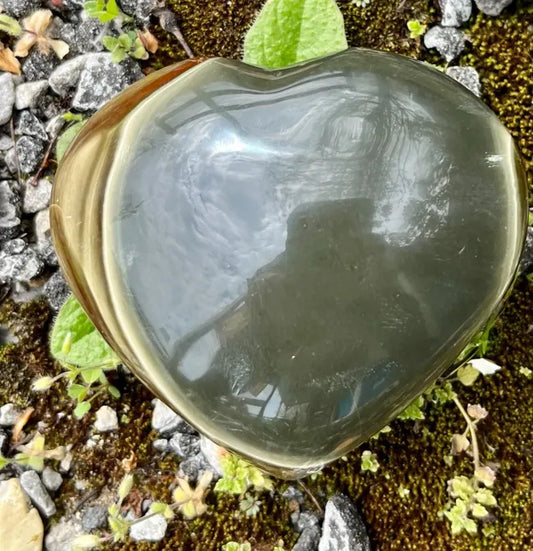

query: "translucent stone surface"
(51, 50), (527, 476)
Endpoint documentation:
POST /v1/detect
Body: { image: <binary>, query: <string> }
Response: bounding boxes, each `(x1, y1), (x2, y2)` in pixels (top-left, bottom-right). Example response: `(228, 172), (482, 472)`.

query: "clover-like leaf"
(56, 119), (87, 162)
(397, 395), (425, 421)
(360, 450), (379, 473)
(243, 0), (347, 69)
(50, 294), (120, 368)
(74, 401), (91, 419)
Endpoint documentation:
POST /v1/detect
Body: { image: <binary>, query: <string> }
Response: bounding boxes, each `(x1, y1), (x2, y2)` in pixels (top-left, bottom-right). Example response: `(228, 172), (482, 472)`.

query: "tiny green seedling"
(103, 31), (148, 63)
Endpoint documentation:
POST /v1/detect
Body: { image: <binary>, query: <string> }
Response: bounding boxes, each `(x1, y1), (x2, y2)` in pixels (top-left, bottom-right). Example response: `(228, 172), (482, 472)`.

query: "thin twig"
(9, 118), (21, 186)
(27, 126), (62, 187)
(297, 479), (324, 515)
(453, 395), (480, 476)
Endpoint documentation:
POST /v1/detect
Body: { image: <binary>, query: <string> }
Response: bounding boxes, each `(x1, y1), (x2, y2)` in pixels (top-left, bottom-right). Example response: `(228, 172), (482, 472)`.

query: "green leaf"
(397, 395), (425, 421)
(50, 295), (120, 369)
(108, 385), (120, 399)
(68, 383), (87, 400)
(457, 364), (480, 387)
(27, 455), (45, 471)
(243, 0), (348, 69)
(360, 450), (379, 473)
(56, 120), (87, 162)
(474, 488), (497, 507)
(81, 367), (103, 384)
(118, 473), (134, 500)
(471, 503), (489, 519)
(74, 401), (92, 419)
(407, 20), (426, 39)
(0, 455), (9, 469)
(111, 47), (127, 64)
(102, 36), (119, 51)
(0, 14), (22, 36)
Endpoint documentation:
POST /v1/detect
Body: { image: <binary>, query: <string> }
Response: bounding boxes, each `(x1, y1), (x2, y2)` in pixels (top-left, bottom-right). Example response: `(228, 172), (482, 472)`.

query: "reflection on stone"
(51, 49), (527, 476)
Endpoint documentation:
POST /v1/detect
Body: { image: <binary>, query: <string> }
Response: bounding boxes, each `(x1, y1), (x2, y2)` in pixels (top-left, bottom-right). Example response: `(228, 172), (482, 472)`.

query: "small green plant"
(83, 0), (128, 23)
(239, 492), (262, 517)
(103, 31), (148, 63)
(56, 113), (87, 162)
(0, 433), (65, 471)
(0, 13), (22, 36)
(360, 450), (379, 473)
(73, 471), (213, 549)
(221, 543), (251, 551)
(407, 19), (427, 39)
(215, 452), (273, 495)
(34, 294), (121, 419)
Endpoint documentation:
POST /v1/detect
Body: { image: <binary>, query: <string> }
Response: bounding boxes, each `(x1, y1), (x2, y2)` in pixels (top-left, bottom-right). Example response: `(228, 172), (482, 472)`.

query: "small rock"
(293, 511), (320, 533)
(20, 470), (56, 518)
(45, 115), (66, 138)
(0, 403), (22, 426)
(16, 136), (46, 174)
(0, 478), (43, 551)
(178, 452), (211, 482)
(473, 0), (513, 15)
(424, 26), (465, 62)
(59, 16), (106, 55)
(151, 398), (190, 434)
(152, 438), (168, 452)
(133, 0), (159, 22)
(0, 181), (21, 243)
(22, 51), (59, 82)
(59, 451), (73, 474)
(439, 0), (472, 27)
(34, 208), (57, 265)
(169, 433), (200, 459)
(0, 74), (15, 126)
(0, 135), (12, 151)
(44, 516), (83, 551)
(43, 270), (71, 310)
(81, 506), (108, 532)
(49, 55), (89, 96)
(16, 111), (48, 141)
(41, 467), (63, 493)
(0, 0), (41, 17)
(293, 525), (321, 551)
(15, 81), (49, 111)
(94, 405), (118, 432)
(129, 513), (167, 542)
(282, 485), (305, 504)
(446, 66), (482, 97)
(0, 430), (8, 454)
(199, 436), (224, 476)
(72, 53), (142, 111)
(23, 179), (53, 214)
(318, 495), (371, 551)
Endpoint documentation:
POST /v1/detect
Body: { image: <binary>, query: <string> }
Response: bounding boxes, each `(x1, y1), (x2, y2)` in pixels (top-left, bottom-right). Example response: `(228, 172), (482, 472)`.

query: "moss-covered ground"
(1, 1), (532, 550)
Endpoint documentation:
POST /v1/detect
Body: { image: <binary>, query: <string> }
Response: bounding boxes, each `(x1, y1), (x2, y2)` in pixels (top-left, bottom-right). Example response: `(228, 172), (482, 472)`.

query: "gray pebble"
(20, 470), (56, 518)
(0, 239), (44, 283)
(16, 111), (48, 141)
(424, 25), (465, 62)
(43, 270), (71, 311)
(82, 505), (108, 531)
(0, 73), (15, 126)
(440, 0), (472, 27)
(473, 0), (514, 15)
(168, 433), (200, 459)
(49, 55), (89, 97)
(15, 80), (49, 110)
(151, 398), (191, 435)
(0, 403), (22, 426)
(16, 136), (46, 174)
(41, 467), (63, 493)
(446, 66), (482, 97)
(293, 525), (321, 551)
(0, 181), (21, 243)
(94, 405), (118, 432)
(129, 513), (168, 542)
(23, 179), (53, 214)
(0, 0), (41, 17)
(152, 438), (168, 452)
(44, 516), (83, 551)
(22, 51), (59, 82)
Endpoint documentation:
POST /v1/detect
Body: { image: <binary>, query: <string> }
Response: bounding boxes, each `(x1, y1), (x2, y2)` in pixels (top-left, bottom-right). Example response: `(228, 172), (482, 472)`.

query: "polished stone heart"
(51, 49), (527, 477)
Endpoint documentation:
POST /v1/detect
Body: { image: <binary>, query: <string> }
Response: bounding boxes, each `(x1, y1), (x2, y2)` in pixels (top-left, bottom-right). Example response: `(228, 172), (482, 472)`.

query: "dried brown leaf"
(0, 43), (21, 74)
(12, 407), (34, 443)
(138, 29), (158, 54)
(14, 9), (69, 59)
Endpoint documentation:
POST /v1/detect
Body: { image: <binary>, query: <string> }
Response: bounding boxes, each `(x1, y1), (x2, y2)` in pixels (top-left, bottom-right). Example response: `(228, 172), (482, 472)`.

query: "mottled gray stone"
(59, 16), (106, 55)
(129, 513), (167, 542)
(44, 516), (83, 551)
(168, 432), (200, 459)
(81, 506), (108, 531)
(152, 438), (168, 452)
(293, 511), (320, 532)
(41, 467), (63, 493)
(22, 51), (59, 82)
(424, 25), (465, 61)
(199, 436), (224, 476)
(43, 270), (71, 310)
(16, 111), (48, 141)
(0, 73), (15, 126)
(440, 0), (472, 27)
(23, 179), (53, 214)
(34, 208), (57, 265)
(293, 526), (321, 551)
(0, 0), (40, 17)
(178, 452), (211, 482)
(72, 54), (142, 111)
(0, 403), (22, 426)
(15, 80), (49, 110)
(519, 226), (533, 275)
(94, 405), (118, 431)
(318, 495), (370, 551)
(473, 0), (514, 15)
(446, 66), (481, 97)
(0, 135), (12, 151)
(0, 239), (44, 283)
(49, 55), (89, 96)
(20, 470), (56, 518)
(151, 398), (189, 435)
(0, 430), (8, 454)
(0, 181), (21, 243)
(16, 136), (46, 174)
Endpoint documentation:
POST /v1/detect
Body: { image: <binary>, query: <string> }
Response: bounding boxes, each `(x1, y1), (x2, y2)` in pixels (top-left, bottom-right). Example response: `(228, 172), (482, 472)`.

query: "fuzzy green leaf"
(68, 383), (87, 400)
(56, 120), (87, 162)
(0, 14), (22, 36)
(51, 295), (120, 368)
(81, 367), (103, 384)
(108, 385), (120, 399)
(243, 0), (347, 69)
(74, 401), (92, 418)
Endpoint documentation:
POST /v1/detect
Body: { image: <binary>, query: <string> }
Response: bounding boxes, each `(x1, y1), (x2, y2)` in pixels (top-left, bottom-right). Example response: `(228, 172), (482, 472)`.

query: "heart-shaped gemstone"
(51, 49), (527, 477)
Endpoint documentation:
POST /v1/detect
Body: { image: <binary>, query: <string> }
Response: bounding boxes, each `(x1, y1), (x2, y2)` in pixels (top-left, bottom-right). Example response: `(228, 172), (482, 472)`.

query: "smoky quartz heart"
(51, 49), (527, 477)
